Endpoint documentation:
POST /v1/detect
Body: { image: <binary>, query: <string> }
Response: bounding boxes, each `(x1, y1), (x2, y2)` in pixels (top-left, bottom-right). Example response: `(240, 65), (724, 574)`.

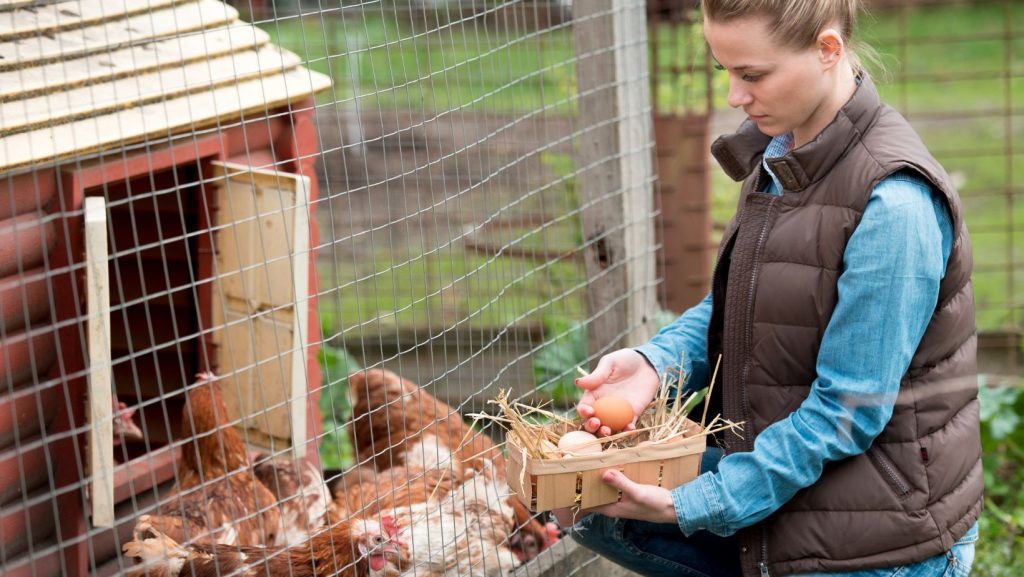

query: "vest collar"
(711, 74), (882, 192)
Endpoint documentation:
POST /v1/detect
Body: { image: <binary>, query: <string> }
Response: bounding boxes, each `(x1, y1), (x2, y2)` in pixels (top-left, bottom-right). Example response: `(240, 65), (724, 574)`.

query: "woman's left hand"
(587, 469), (678, 524)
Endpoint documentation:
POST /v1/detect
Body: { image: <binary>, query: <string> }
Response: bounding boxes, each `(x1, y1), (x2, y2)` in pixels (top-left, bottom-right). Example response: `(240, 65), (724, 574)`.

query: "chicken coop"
(0, 1), (331, 574)
(1, 0), (690, 574)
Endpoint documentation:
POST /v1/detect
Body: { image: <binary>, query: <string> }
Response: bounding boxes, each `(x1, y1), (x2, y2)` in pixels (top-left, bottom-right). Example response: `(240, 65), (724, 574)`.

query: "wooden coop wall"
(0, 101), (323, 577)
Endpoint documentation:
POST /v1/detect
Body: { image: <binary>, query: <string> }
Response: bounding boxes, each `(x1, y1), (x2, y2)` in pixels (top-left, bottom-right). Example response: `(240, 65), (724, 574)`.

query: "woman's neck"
(793, 64), (859, 149)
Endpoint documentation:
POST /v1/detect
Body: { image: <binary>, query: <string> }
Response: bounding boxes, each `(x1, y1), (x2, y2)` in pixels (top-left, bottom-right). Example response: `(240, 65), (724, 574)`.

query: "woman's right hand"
(576, 349), (661, 437)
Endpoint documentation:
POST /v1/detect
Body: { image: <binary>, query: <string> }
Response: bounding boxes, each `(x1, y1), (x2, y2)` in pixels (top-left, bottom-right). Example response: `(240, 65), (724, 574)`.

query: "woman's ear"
(817, 28), (845, 69)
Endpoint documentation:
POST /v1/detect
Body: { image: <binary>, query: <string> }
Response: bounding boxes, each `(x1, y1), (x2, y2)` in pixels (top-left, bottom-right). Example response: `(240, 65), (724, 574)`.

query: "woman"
(565, 1), (982, 576)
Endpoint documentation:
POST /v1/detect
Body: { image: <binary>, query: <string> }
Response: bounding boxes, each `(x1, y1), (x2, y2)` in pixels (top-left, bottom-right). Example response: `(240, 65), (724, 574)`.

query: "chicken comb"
(381, 515), (398, 538)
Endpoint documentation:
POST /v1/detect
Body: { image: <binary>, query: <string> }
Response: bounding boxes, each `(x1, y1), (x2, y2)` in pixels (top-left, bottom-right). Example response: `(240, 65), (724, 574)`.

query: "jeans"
(570, 449), (979, 577)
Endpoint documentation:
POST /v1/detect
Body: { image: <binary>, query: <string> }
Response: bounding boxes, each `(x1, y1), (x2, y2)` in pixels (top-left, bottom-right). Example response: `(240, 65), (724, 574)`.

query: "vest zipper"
(868, 446), (911, 497)
(740, 196), (778, 454)
(759, 525), (770, 576)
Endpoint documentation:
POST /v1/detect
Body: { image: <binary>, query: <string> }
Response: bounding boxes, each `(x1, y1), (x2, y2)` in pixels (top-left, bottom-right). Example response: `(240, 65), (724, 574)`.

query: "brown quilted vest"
(706, 75), (982, 576)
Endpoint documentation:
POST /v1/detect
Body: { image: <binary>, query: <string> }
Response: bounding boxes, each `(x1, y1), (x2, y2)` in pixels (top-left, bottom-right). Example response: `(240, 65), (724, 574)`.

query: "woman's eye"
(742, 74), (762, 82)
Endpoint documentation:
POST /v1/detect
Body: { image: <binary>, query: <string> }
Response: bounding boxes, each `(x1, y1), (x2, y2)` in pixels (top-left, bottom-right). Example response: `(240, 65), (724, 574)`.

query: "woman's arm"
(635, 292), (713, 393)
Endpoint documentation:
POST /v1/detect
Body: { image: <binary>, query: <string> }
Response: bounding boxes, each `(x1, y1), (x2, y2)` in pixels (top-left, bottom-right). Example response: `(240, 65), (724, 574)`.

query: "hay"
(470, 355), (742, 461)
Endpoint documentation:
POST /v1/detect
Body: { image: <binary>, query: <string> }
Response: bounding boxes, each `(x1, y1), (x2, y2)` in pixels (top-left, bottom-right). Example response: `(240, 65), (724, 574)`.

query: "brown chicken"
(329, 459), (518, 577)
(253, 452), (331, 546)
(122, 513), (402, 577)
(347, 368), (559, 562)
(134, 372), (280, 546)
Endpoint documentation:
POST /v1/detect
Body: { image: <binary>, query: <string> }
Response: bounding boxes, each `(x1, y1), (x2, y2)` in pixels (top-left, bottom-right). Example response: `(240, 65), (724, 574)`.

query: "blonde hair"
(701, 0), (877, 74)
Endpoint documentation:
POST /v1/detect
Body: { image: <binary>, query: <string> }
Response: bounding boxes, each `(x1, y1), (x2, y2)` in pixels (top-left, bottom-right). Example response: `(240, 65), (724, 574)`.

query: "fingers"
(583, 417), (601, 434)
(601, 469), (636, 492)
(577, 391), (596, 419)
(575, 355), (615, 390)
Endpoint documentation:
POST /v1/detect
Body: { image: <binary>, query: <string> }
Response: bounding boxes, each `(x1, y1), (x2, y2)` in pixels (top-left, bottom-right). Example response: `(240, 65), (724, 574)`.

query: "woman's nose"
(727, 80), (752, 108)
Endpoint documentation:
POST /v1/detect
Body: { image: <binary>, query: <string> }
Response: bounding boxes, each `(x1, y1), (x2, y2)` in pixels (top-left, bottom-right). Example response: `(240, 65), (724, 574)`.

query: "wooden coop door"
(209, 161), (311, 454)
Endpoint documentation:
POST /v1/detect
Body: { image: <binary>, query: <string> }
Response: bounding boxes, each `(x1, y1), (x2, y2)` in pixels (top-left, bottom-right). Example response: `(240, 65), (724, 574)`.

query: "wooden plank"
(0, 0), (181, 42)
(0, 66), (331, 173)
(1, 45), (299, 134)
(288, 166), (310, 458)
(85, 195), (113, 528)
(0, 24), (270, 101)
(0, 1), (57, 13)
(0, 0), (238, 72)
(574, 0), (657, 360)
(210, 161), (313, 451)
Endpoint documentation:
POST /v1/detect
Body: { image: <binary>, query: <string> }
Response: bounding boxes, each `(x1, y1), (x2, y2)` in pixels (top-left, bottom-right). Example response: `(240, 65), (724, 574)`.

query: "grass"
(261, 11), (578, 113)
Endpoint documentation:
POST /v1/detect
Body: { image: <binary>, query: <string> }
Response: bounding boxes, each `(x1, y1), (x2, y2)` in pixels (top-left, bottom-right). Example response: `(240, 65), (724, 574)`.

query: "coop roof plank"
(1, 45), (300, 135)
(0, 24), (270, 101)
(0, 0), (181, 42)
(0, 0), (238, 71)
(0, 66), (331, 173)
(0, 1), (54, 13)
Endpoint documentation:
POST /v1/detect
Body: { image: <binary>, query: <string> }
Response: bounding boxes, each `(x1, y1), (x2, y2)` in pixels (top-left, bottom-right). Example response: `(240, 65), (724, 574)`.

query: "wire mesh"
(1, 0), (1019, 575)
(0, 0), (653, 575)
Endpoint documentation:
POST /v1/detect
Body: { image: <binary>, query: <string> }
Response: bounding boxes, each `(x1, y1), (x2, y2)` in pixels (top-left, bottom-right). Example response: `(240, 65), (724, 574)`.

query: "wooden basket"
(506, 420), (706, 512)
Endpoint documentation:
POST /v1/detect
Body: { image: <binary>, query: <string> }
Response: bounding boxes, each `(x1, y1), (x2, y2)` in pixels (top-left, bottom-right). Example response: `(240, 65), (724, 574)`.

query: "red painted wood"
(0, 267), (50, 334)
(0, 212), (57, 278)
(63, 136), (225, 192)
(226, 114), (288, 160)
(0, 382), (58, 451)
(0, 480), (58, 561)
(0, 329), (57, 390)
(2, 546), (62, 577)
(0, 171), (57, 221)
(0, 441), (48, 506)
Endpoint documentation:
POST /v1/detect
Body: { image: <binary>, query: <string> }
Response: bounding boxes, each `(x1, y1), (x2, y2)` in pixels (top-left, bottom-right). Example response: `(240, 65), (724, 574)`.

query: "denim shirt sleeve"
(671, 173), (954, 537)
(635, 292), (712, 394)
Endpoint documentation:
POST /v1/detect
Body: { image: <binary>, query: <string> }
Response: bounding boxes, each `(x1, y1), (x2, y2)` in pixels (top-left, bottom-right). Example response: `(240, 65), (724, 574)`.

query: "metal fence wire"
(0, 0), (1019, 576)
(0, 0), (655, 575)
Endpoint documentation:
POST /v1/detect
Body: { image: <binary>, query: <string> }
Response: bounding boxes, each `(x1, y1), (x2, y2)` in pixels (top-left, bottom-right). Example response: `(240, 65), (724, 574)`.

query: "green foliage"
(975, 383), (1024, 576)
(317, 342), (360, 471)
(532, 315), (587, 408)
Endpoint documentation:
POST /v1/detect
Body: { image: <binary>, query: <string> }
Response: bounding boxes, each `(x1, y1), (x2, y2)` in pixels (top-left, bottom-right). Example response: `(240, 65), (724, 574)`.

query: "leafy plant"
(975, 383), (1024, 576)
(317, 342), (360, 471)
(532, 315), (587, 408)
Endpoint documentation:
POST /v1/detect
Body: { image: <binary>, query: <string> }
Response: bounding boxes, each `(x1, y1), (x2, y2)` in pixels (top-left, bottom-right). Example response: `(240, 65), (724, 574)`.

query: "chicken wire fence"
(0, 0), (659, 575)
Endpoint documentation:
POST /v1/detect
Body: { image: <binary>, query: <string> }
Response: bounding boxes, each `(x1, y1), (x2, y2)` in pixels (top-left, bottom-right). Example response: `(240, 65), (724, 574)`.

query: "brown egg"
(592, 395), (634, 432)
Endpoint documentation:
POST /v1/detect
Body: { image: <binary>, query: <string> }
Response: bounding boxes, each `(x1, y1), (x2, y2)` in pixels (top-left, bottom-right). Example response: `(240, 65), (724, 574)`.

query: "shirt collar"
(762, 133), (794, 193)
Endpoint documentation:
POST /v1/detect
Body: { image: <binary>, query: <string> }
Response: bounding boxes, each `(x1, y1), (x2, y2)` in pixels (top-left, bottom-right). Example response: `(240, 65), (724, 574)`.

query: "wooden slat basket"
(506, 420), (706, 512)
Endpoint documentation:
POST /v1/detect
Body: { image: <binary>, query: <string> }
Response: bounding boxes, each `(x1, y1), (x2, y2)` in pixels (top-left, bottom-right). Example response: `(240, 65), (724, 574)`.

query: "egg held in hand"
(557, 430), (602, 456)
(591, 395), (634, 432)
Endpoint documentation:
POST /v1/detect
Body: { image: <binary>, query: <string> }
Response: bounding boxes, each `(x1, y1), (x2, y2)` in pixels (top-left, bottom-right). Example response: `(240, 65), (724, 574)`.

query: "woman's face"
(704, 15), (837, 146)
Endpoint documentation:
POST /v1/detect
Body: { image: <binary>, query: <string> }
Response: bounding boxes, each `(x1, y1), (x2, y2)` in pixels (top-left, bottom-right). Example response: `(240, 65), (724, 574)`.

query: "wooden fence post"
(574, 0), (658, 360)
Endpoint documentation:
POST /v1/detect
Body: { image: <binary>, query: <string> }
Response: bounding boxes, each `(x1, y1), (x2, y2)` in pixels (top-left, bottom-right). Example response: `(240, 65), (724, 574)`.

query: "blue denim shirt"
(636, 133), (954, 537)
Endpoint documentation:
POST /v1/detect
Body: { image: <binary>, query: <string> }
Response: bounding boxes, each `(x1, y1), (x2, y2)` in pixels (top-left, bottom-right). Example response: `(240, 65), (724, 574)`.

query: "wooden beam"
(0, 24), (270, 102)
(0, 0), (238, 71)
(85, 195), (113, 528)
(289, 169), (310, 458)
(1, 45), (300, 134)
(573, 0), (657, 360)
(0, 0), (181, 42)
(0, 66), (331, 173)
